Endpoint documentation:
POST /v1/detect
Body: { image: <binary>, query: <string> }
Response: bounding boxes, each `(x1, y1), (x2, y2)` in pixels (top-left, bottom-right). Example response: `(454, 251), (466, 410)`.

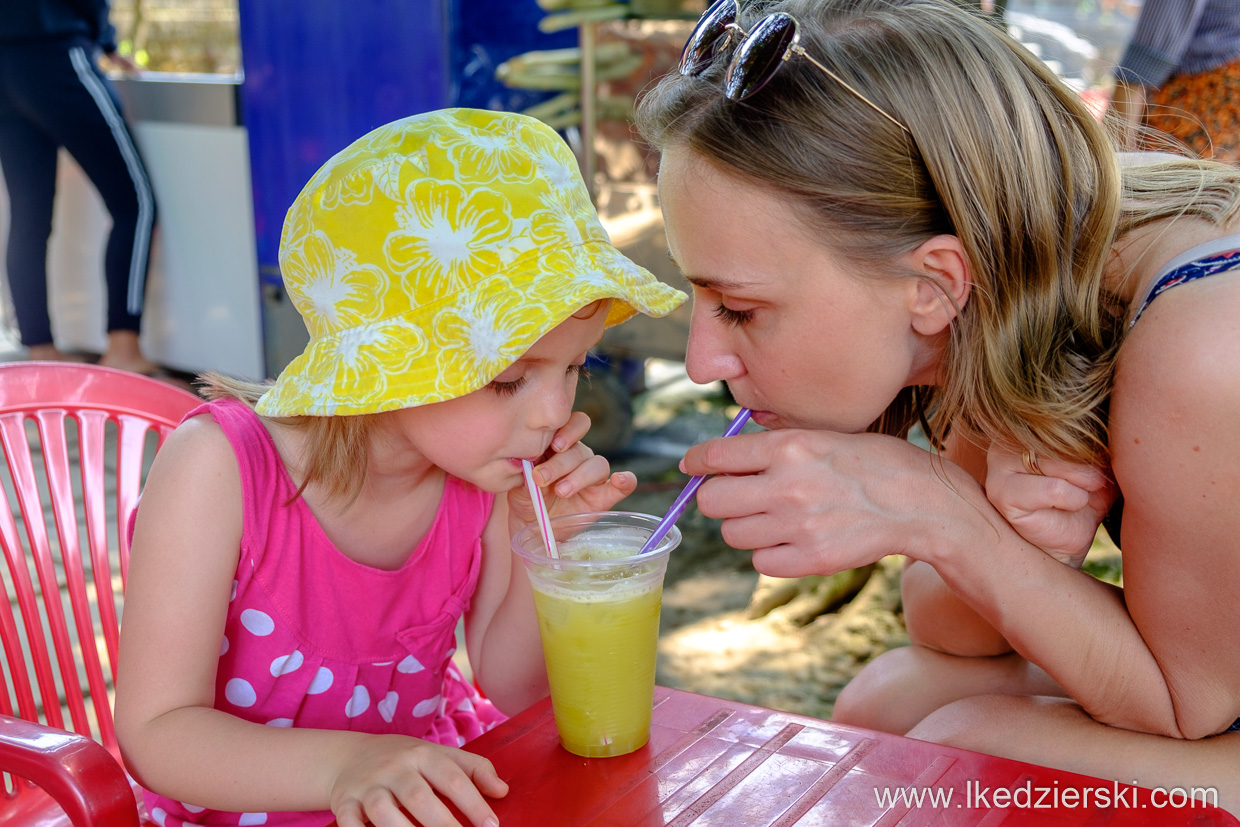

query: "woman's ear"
(907, 234), (971, 335)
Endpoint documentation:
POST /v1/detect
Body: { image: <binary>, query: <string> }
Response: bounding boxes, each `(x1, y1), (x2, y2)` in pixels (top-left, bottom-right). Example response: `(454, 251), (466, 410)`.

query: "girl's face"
(381, 302), (609, 492)
(657, 146), (943, 433)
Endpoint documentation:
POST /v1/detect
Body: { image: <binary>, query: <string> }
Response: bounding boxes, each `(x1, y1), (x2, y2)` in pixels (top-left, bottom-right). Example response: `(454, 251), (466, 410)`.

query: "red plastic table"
(457, 686), (1238, 826)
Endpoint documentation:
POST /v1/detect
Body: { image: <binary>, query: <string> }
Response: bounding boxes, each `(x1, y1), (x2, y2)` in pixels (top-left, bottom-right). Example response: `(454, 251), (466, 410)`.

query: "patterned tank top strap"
(1130, 240), (1240, 328)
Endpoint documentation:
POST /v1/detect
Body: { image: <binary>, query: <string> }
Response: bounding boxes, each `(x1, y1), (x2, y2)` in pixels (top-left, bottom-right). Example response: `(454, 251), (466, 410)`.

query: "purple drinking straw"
(638, 408), (752, 555)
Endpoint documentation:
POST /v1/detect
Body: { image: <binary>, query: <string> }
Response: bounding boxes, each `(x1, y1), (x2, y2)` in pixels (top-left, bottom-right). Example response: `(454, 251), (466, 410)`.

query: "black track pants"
(0, 36), (155, 346)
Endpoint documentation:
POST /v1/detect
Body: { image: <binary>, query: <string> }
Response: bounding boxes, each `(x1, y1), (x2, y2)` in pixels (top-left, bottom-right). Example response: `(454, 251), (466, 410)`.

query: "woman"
(636, 0), (1240, 811)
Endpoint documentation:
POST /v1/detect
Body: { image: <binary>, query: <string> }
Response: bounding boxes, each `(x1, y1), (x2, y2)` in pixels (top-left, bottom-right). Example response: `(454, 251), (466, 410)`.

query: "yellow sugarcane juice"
(512, 512), (681, 758)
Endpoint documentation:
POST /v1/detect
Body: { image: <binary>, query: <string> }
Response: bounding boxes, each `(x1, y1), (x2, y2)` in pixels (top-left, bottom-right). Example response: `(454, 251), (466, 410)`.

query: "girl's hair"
(197, 372), (375, 505)
(638, 0), (1128, 461)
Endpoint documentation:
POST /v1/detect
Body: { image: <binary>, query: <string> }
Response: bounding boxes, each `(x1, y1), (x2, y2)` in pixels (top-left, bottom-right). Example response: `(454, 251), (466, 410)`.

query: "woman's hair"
(1117, 157), (1240, 238)
(638, 0), (1127, 461)
(197, 372), (375, 505)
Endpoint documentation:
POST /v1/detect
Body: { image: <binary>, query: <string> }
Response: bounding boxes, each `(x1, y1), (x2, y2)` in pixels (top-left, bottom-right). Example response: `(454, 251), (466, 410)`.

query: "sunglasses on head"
(678, 0), (911, 135)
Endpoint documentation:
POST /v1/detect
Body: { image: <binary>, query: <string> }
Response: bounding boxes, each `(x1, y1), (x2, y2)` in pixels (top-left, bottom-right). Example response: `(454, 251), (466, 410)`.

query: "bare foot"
(97, 353), (163, 375)
(26, 344), (82, 362)
(98, 331), (160, 376)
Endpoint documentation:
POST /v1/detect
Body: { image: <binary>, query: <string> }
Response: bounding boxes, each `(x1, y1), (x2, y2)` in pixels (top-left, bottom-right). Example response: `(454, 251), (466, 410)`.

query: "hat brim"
(255, 240), (686, 417)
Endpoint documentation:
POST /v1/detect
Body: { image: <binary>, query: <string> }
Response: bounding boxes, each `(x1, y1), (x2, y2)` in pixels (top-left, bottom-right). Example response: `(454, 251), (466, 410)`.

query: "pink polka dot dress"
(141, 400), (507, 827)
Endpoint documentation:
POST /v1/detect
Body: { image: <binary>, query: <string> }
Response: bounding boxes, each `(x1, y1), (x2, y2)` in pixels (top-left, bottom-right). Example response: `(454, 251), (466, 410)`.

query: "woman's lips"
(749, 410), (779, 429)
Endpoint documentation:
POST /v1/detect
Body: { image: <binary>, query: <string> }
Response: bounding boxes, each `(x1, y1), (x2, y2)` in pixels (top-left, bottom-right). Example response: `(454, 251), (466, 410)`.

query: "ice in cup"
(512, 511), (681, 757)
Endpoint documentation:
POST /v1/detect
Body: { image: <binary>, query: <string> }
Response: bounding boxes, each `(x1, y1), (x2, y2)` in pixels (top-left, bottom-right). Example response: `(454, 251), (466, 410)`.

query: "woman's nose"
(684, 311), (744, 386)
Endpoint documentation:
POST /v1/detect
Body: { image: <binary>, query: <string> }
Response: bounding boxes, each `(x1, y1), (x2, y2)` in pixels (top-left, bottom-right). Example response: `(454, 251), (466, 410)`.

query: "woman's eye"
(713, 303), (755, 327)
(488, 376), (527, 396)
(568, 363), (588, 378)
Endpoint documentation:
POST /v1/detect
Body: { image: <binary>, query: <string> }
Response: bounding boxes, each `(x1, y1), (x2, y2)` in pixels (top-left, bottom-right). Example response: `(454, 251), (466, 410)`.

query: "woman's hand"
(507, 411), (637, 533)
(681, 428), (987, 578)
(331, 735), (506, 827)
(984, 445), (1117, 568)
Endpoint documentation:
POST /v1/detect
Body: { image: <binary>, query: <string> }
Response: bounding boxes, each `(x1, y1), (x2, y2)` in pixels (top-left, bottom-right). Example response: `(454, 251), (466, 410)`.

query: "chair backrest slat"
(0, 363), (199, 773)
(33, 407), (99, 739)
(79, 412), (122, 691)
(0, 411), (68, 732)
(115, 415), (160, 584)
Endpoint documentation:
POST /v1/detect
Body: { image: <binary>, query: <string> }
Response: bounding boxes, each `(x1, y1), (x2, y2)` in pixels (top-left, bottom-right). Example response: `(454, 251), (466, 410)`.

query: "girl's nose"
(531, 379), (574, 431)
(684, 309), (744, 386)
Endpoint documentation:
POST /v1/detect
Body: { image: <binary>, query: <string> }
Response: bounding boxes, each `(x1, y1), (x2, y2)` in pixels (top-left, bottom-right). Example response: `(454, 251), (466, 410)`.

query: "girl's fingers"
(457, 752), (510, 806)
(536, 442), (603, 490)
(549, 453), (612, 499)
(361, 793), (420, 827)
(572, 471), (637, 511)
(334, 800), (368, 827)
(418, 760), (501, 827)
(550, 411), (592, 452)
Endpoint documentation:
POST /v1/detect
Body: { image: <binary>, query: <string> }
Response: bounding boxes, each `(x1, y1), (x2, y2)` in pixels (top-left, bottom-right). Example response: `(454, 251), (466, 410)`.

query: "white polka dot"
(151, 807), (167, 826)
(345, 686), (370, 718)
(307, 666), (334, 694)
(265, 718), (294, 727)
(372, 661), (393, 666)
(219, 636), (229, 656)
(412, 695), (441, 717)
(239, 813), (268, 825)
(457, 697), (475, 713)
(230, 580), (238, 601)
(378, 692), (398, 722)
(225, 678), (257, 708)
(270, 650), (304, 676)
(457, 735), (466, 747)
(240, 609), (275, 636)
(182, 803), (206, 814)
(396, 654), (424, 674)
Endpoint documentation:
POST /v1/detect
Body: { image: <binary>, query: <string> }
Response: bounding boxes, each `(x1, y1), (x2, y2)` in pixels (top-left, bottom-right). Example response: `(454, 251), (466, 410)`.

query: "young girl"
(113, 108), (685, 827)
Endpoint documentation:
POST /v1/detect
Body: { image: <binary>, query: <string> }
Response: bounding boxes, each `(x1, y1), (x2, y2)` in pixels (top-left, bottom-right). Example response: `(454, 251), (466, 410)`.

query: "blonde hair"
(197, 372), (376, 505)
(639, 0), (1128, 462)
(1117, 158), (1240, 238)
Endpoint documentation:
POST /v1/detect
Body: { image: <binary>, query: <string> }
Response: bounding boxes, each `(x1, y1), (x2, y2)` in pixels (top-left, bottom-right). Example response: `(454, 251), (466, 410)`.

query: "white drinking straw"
(522, 459), (559, 559)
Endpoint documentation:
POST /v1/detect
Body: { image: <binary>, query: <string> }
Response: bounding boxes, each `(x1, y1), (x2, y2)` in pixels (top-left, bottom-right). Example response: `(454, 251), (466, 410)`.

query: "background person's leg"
(58, 44), (157, 372)
(0, 99), (59, 351)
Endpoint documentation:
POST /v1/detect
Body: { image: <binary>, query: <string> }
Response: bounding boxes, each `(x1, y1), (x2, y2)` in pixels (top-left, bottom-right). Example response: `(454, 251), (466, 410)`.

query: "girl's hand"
(984, 445), (1118, 568)
(331, 735), (506, 827)
(509, 411), (637, 528)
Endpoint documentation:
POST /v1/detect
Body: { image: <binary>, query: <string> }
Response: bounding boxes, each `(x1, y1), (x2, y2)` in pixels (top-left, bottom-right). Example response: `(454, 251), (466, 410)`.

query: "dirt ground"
(618, 381), (1123, 723)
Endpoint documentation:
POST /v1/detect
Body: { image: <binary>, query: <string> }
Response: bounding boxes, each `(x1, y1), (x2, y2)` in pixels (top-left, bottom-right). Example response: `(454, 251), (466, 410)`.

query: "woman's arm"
(934, 286), (1240, 737)
(114, 418), (505, 825)
(900, 432), (1014, 656)
(1101, 285), (1240, 738)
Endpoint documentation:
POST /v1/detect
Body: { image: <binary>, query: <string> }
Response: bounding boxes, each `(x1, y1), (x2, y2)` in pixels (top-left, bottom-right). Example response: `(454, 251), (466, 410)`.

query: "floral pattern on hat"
(256, 108), (685, 418)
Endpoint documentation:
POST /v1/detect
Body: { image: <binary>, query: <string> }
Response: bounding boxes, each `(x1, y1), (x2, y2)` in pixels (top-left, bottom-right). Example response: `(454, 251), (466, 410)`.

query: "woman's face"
(657, 146), (945, 433)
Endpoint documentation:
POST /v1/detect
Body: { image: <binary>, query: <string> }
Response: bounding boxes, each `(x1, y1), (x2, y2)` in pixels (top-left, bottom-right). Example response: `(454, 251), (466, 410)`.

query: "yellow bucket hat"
(256, 108), (686, 417)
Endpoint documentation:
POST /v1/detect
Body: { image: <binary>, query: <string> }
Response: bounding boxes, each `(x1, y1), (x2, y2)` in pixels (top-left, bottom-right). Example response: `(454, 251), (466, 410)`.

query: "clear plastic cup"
(512, 511), (682, 757)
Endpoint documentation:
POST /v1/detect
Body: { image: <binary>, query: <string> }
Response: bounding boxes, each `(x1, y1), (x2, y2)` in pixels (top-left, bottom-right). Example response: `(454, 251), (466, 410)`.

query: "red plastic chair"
(0, 363), (200, 827)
